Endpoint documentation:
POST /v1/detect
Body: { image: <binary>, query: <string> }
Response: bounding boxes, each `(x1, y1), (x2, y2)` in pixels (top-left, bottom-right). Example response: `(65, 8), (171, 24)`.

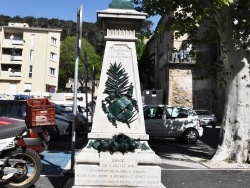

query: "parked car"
(0, 99), (70, 139)
(143, 105), (203, 143)
(53, 103), (88, 134)
(45, 114), (71, 139)
(78, 86), (91, 93)
(14, 94), (33, 100)
(194, 110), (217, 128)
(77, 105), (93, 122)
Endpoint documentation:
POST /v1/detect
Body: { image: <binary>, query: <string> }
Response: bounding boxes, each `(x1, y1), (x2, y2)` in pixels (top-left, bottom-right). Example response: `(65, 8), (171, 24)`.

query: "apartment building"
(0, 23), (62, 94)
(142, 15), (223, 118)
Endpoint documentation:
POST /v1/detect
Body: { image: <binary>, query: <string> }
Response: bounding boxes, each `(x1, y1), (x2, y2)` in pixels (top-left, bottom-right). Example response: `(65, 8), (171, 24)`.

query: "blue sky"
(0, 0), (160, 30)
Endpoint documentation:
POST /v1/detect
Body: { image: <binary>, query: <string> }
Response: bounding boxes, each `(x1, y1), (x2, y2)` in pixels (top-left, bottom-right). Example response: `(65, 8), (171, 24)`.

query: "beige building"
(142, 15), (222, 118)
(0, 23), (62, 94)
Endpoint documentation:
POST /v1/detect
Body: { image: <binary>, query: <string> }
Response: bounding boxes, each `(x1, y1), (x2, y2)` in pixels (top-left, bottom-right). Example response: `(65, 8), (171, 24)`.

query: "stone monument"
(73, 0), (165, 187)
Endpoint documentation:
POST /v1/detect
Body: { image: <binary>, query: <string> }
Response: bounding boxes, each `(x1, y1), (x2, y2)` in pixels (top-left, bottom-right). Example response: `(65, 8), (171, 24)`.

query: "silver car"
(194, 110), (217, 128)
(143, 105), (203, 143)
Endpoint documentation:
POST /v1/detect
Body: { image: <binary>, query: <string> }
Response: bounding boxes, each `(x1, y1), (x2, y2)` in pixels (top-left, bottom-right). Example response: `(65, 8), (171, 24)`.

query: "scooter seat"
(0, 117), (26, 139)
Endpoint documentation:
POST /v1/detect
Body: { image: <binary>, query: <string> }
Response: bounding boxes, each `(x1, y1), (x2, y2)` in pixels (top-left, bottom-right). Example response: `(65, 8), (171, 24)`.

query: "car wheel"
(182, 129), (198, 144)
(46, 125), (60, 140)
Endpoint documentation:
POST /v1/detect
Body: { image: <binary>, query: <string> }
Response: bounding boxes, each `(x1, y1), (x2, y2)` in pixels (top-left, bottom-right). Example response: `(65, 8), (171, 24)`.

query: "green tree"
(59, 36), (102, 90)
(0, 15), (11, 26)
(136, 19), (153, 61)
(132, 0), (250, 163)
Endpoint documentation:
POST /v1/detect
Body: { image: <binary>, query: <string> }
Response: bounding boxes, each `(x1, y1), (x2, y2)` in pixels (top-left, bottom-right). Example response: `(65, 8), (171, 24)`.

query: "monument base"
(73, 141), (165, 187)
(73, 185), (165, 188)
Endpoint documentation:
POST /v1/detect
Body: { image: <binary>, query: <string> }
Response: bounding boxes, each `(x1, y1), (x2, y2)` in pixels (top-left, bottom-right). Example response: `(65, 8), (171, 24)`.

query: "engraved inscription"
(110, 48), (131, 59)
(75, 160), (161, 186)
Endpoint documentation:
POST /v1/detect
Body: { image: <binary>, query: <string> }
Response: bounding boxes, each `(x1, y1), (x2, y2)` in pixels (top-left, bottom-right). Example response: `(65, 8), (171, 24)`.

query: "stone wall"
(169, 67), (193, 107)
(168, 64), (212, 110)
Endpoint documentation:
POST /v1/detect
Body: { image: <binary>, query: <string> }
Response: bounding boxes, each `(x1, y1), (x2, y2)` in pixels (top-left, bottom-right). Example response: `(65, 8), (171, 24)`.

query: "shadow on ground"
(199, 126), (220, 149)
(31, 175), (74, 188)
(149, 126), (220, 160)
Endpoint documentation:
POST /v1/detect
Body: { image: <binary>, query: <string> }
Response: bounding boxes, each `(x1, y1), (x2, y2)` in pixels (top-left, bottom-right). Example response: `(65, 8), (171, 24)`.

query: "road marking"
(40, 151), (71, 175)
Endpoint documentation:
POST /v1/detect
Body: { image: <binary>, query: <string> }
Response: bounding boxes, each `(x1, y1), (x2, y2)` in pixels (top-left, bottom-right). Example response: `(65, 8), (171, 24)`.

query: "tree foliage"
(132, 0), (250, 163)
(0, 14), (155, 90)
(132, 0), (249, 46)
(136, 19), (153, 61)
(0, 14), (153, 58)
(59, 36), (102, 90)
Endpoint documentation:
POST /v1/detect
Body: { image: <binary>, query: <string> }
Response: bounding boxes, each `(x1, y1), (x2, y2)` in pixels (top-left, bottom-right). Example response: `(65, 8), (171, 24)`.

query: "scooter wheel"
(2, 147), (42, 188)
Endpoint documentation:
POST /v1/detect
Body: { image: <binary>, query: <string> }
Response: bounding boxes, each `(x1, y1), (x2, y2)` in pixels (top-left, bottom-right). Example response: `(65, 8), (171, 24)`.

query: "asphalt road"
(2, 125), (250, 187)
(33, 126), (250, 188)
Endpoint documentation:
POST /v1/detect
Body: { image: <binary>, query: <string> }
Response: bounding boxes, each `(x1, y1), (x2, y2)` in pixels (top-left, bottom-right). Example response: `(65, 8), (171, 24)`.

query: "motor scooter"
(0, 123), (42, 188)
(0, 98), (55, 187)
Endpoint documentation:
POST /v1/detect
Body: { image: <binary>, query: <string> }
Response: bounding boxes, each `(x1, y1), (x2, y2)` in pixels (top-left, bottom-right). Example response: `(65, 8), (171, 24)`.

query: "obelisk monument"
(73, 1), (165, 187)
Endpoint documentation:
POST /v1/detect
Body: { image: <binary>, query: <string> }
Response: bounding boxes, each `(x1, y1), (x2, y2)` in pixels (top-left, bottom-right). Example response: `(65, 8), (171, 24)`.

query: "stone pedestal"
(73, 2), (165, 187)
(74, 150), (163, 187)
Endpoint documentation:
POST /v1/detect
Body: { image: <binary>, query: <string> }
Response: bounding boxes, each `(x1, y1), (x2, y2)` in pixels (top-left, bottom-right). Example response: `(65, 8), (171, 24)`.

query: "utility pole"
(84, 51), (88, 131)
(71, 5), (82, 174)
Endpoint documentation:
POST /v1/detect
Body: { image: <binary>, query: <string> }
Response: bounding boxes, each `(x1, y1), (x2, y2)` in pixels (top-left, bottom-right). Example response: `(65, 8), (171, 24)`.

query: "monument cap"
(109, 0), (134, 9)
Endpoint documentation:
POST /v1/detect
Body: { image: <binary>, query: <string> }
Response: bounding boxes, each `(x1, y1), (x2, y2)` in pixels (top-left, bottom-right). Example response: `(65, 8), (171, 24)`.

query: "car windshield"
(0, 100), (26, 119)
(166, 107), (188, 118)
(195, 110), (211, 115)
(55, 104), (73, 114)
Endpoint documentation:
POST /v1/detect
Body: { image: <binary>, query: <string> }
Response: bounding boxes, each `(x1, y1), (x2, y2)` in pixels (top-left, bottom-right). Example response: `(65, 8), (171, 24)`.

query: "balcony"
(10, 55), (23, 61)
(169, 50), (196, 64)
(9, 70), (21, 77)
(2, 39), (24, 48)
(0, 70), (22, 80)
(12, 40), (24, 45)
(1, 54), (23, 64)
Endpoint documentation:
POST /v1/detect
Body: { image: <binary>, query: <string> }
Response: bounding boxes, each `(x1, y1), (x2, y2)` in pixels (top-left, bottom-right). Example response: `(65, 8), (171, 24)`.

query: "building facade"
(142, 15), (223, 119)
(0, 23), (61, 94)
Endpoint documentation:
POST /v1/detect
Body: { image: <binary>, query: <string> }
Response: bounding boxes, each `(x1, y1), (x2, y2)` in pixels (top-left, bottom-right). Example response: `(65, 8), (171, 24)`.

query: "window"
(166, 107), (188, 119)
(144, 107), (164, 119)
(49, 67), (56, 76)
(51, 37), (57, 46)
(30, 50), (34, 63)
(29, 65), (33, 78)
(50, 52), (57, 62)
(31, 34), (35, 47)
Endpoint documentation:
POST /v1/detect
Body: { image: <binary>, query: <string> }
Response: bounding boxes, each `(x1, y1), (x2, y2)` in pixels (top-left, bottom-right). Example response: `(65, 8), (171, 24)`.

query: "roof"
(2, 23), (62, 32)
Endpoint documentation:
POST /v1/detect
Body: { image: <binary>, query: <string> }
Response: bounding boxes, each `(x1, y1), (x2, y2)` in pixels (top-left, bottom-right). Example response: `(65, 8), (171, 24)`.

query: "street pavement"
(32, 134), (250, 188)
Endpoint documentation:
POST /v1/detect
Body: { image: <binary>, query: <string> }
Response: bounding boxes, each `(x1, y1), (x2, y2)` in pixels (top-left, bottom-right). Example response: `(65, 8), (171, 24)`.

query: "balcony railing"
(2, 39), (24, 47)
(0, 70), (22, 80)
(9, 71), (21, 77)
(169, 50), (196, 64)
(1, 54), (23, 63)
(10, 55), (23, 61)
(12, 40), (24, 45)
